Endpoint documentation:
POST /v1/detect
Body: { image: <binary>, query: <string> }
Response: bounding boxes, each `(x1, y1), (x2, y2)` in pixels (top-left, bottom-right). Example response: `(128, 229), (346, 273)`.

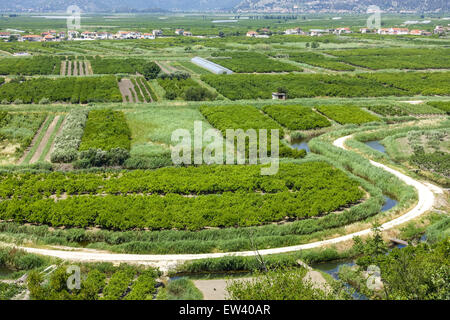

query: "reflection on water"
(365, 140), (386, 153)
(312, 260), (368, 300)
(381, 195), (398, 212)
(290, 137), (310, 152)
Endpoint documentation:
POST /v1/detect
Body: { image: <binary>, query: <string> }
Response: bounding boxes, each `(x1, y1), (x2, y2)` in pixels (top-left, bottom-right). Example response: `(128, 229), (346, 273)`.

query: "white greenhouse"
(191, 57), (233, 75)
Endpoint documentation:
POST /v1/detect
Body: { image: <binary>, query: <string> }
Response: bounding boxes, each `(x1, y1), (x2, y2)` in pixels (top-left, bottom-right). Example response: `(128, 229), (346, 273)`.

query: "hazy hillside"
(0, 0), (448, 12)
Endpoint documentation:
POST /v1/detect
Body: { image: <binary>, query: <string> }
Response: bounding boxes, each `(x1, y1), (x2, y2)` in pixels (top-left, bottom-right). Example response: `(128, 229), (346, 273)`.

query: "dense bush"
(263, 105), (331, 130)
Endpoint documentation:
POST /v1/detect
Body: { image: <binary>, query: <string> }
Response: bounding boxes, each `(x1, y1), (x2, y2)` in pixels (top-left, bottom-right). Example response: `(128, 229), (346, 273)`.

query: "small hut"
(272, 92), (287, 100)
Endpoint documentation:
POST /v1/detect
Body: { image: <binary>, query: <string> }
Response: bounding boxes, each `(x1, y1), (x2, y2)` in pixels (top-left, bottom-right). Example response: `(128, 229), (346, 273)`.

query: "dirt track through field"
(78, 61), (84, 76)
(18, 116), (49, 165)
(60, 61), (66, 76)
(73, 60), (78, 76)
(30, 116), (60, 164)
(85, 61), (93, 75)
(67, 61), (72, 76)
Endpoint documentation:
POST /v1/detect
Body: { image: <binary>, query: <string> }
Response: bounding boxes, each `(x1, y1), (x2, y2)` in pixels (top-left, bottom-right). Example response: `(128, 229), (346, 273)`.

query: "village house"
(246, 31), (258, 37)
(21, 35), (42, 42)
(152, 30), (163, 37)
(378, 28), (409, 35)
(175, 29), (184, 35)
(309, 29), (329, 36)
(142, 33), (155, 40)
(183, 31), (193, 37)
(434, 26), (446, 34)
(68, 30), (80, 39)
(285, 28), (304, 35)
(96, 32), (113, 40)
(81, 31), (97, 39)
(360, 28), (373, 34)
(409, 29), (425, 36)
(0, 32), (10, 39)
(43, 34), (56, 42)
(334, 27), (352, 35)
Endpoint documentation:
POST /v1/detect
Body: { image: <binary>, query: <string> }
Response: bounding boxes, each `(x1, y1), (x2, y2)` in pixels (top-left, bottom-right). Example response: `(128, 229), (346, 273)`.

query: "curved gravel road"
(13, 135), (443, 270)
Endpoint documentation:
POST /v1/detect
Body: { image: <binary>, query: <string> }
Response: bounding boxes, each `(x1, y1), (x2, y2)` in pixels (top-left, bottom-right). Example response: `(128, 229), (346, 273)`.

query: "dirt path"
(78, 61), (84, 76)
(18, 116), (49, 165)
(12, 134), (443, 272)
(73, 60), (78, 76)
(67, 61), (72, 76)
(30, 116), (60, 164)
(45, 116), (66, 162)
(85, 61), (93, 75)
(60, 61), (66, 76)
(193, 278), (251, 300)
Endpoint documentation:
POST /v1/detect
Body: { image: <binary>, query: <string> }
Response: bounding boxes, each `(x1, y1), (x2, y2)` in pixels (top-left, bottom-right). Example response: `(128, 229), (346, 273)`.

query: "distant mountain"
(0, 0), (241, 12)
(235, 0), (449, 13)
(0, 0), (448, 13)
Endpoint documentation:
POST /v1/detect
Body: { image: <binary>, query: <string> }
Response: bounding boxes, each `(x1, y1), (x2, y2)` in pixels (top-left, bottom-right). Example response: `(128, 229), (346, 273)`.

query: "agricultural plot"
(0, 76), (122, 104)
(61, 60), (93, 76)
(281, 52), (355, 71)
(200, 105), (305, 158)
(407, 130), (449, 179)
(209, 51), (302, 73)
(21, 115), (65, 165)
(0, 162), (364, 230)
(0, 56), (62, 75)
(361, 72), (450, 96)
(368, 104), (445, 116)
(157, 77), (216, 101)
(79, 110), (131, 151)
(89, 57), (156, 75)
(0, 112), (47, 165)
(328, 48), (450, 70)
(262, 105), (331, 130)
(201, 73), (406, 100)
(427, 101), (450, 114)
(51, 110), (88, 163)
(125, 106), (214, 169)
(316, 105), (380, 125)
